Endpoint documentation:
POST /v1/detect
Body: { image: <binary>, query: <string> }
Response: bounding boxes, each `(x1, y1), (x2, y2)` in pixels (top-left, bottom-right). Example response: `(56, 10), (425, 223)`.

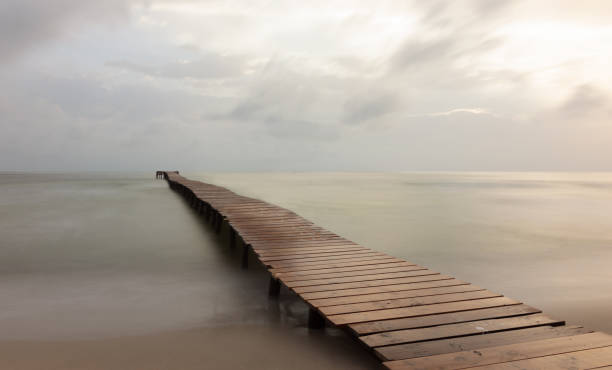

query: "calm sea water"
(1, 172), (611, 365)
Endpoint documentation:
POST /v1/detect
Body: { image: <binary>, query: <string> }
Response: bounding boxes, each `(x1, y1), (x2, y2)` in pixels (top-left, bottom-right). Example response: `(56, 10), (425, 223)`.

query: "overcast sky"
(1, 0), (611, 171)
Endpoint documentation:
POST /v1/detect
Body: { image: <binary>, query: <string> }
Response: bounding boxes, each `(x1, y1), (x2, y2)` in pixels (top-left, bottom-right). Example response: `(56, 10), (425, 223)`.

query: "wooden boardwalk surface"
(160, 171), (612, 369)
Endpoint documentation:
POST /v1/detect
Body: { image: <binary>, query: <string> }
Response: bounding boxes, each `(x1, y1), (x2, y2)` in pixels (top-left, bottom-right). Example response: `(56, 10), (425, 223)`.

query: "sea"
(1, 172), (611, 369)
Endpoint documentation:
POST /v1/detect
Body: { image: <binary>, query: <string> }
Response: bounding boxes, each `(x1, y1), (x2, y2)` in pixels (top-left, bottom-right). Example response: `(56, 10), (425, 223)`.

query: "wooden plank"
(272, 262), (417, 278)
(251, 241), (357, 249)
(240, 226), (332, 233)
(249, 236), (351, 243)
(248, 232), (336, 237)
(236, 224), (320, 231)
(458, 346), (612, 369)
(238, 227), (332, 234)
(229, 215), (305, 220)
(285, 270), (438, 288)
(233, 219), (314, 226)
(362, 313), (562, 347)
(376, 325), (592, 361)
(268, 255), (400, 269)
(223, 209), (294, 214)
(245, 234), (341, 241)
(238, 227), (323, 234)
(234, 224), (313, 233)
(241, 232), (341, 239)
(220, 203), (279, 208)
(250, 238), (349, 245)
(293, 274), (451, 294)
(255, 243), (360, 252)
(250, 240), (356, 248)
(320, 290), (500, 315)
(248, 234), (344, 239)
(271, 257), (405, 273)
(257, 248), (369, 259)
(262, 251), (385, 264)
(282, 265), (427, 282)
(259, 250), (378, 262)
(229, 215), (299, 221)
(255, 245), (362, 255)
(254, 247), (363, 256)
(310, 285), (484, 308)
(221, 205), (291, 210)
(300, 279), (467, 300)
(383, 332), (612, 370)
(227, 210), (297, 215)
(221, 205), (280, 211)
(251, 238), (353, 245)
(327, 296), (520, 325)
(350, 304), (541, 335)
(235, 223), (322, 230)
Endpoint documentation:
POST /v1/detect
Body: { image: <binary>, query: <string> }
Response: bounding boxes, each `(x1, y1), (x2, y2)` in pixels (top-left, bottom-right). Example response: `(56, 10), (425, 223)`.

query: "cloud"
(387, 0), (515, 77)
(0, 0), (129, 63)
(210, 59), (350, 139)
(424, 108), (497, 117)
(106, 53), (246, 80)
(2, 0), (612, 171)
(390, 38), (456, 71)
(342, 90), (398, 125)
(559, 84), (612, 120)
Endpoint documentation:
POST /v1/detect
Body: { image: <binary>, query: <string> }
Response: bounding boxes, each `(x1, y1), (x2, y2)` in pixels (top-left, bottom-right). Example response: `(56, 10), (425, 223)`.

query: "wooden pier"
(159, 171), (612, 369)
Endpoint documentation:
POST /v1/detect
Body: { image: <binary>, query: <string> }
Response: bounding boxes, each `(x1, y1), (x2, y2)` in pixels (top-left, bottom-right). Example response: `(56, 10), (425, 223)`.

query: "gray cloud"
(212, 60), (348, 139)
(389, 0), (516, 76)
(0, 0), (129, 63)
(1, 0), (612, 171)
(106, 53), (245, 80)
(560, 84), (612, 120)
(342, 90), (398, 125)
(390, 38), (456, 71)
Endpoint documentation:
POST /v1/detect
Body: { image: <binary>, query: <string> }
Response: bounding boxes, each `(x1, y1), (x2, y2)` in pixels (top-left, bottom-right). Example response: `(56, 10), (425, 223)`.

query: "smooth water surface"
(1, 172), (611, 369)
(191, 172), (612, 333)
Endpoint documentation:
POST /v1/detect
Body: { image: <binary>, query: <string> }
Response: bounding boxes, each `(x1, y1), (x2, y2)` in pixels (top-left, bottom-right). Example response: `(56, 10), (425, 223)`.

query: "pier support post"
(229, 228), (236, 248)
(211, 211), (218, 228)
(215, 214), (223, 233)
(268, 277), (281, 297)
(241, 243), (250, 269)
(308, 308), (325, 329)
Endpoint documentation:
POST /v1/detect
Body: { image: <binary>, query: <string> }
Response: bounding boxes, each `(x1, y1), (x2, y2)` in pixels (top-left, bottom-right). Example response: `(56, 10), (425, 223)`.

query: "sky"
(1, 0), (611, 171)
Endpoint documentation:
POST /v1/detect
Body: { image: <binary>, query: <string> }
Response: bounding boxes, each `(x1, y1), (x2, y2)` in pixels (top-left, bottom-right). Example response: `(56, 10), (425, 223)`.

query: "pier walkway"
(159, 171), (612, 369)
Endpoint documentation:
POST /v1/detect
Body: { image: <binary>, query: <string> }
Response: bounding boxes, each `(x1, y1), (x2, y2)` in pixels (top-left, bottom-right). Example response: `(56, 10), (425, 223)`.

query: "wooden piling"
(308, 308), (325, 329)
(268, 277), (281, 297)
(229, 227), (236, 248)
(241, 243), (249, 269)
(215, 213), (222, 233)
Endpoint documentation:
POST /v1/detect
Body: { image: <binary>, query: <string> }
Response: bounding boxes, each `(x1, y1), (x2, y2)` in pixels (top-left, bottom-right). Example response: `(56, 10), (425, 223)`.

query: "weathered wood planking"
(160, 171), (612, 370)
(384, 331), (612, 369)
(361, 314), (564, 347)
